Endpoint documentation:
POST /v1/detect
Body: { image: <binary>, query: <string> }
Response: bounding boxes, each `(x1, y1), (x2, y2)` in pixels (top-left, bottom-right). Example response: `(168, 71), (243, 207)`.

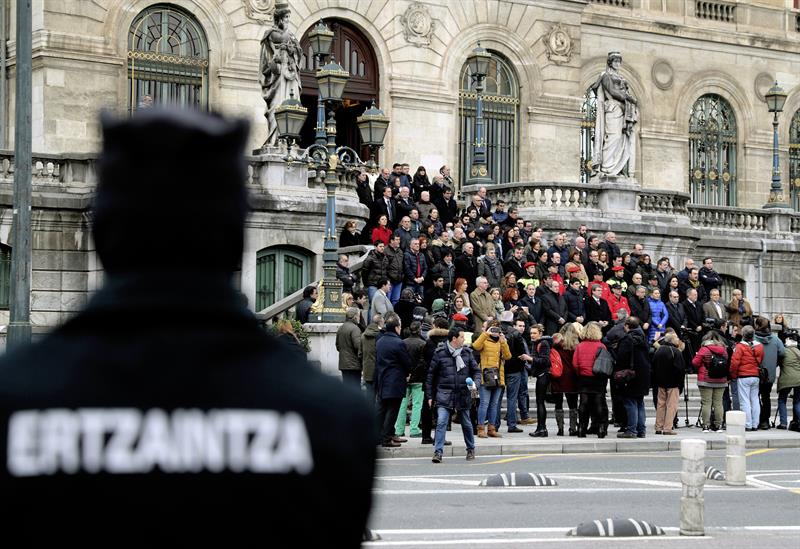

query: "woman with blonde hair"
(472, 319), (511, 438)
(572, 321), (609, 437)
(550, 322), (583, 436)
(652, 330), (685, 435)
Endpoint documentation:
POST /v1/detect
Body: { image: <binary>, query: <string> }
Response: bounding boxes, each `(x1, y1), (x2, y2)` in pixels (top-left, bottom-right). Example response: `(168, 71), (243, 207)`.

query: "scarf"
(447, 342), (466, 371)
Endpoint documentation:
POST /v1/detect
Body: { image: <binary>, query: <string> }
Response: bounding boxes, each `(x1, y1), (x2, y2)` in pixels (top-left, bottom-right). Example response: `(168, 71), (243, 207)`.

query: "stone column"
(680, 438), (706, 536)
(725, 410), (746, 486)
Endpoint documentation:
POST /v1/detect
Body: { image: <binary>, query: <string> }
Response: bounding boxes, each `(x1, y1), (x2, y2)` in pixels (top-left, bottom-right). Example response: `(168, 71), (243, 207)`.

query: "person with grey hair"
(336, 307), (363, 388)
(470, 276), (494, 335)
(375, 312), (412, 447)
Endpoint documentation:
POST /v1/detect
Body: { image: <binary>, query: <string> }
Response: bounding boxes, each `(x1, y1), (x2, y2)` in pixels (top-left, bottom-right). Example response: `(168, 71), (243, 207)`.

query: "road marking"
(747, 474), (800, 494)
(481, 454), (542, 465)
(553, 475), (682, 488)
(373, 486), (762, 495)
(374, 469), (799, 480)
(377, 477), (479, 486)
(745, 448), (775, 457)
(364, 537), (705, 546)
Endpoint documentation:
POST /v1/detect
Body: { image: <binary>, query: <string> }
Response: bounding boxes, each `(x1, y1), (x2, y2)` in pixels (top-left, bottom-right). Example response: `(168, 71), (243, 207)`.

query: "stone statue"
(589, 52), (639, 178)
(259, 2), (303, 148)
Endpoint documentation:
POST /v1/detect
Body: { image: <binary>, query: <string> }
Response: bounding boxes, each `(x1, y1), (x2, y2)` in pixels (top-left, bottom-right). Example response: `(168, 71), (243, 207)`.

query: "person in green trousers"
(395, 321), (427, 437)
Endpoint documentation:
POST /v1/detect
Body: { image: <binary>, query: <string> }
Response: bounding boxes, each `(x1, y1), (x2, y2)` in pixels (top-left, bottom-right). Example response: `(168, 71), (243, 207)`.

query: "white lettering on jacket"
(7, 408), (314, 477)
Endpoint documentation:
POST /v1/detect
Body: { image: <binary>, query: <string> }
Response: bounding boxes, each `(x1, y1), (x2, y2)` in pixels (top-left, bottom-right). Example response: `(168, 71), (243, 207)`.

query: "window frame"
(688, 94), (738, 207)
(256, 247), (311, 311)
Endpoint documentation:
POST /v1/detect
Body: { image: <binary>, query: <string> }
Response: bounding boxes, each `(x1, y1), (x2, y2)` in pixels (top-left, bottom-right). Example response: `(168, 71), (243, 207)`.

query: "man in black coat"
(682, 287), (704, 360)
(0, 109), (375, 546)
(564, 278), (586, 324)
(628, 285), (652, 334)
(454, 242), (479, 291)
(426, 326), (481, 462)
(519, 282), (543, 325)
(503, 246), (526, 280)
(540, 279), (568, 336)
(373, 185), (398, 228)
(433, 186), (459, 226)
(374, 313), (412, 448)
(585, 283), (613, 331)
(615, 317), (652, 439)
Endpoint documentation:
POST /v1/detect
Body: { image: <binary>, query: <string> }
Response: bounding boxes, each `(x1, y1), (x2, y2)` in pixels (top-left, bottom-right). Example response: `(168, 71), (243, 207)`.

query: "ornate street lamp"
(357, 99), (390, 172)
(306, 19), (334, 60)
(764, 81), (788, 209)
(465, 42), (492, 186)
(274, 91), (307, 146)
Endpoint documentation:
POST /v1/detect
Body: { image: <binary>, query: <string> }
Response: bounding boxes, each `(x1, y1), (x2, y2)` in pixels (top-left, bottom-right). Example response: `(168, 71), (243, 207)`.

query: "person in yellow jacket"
(473, 320), (512, 438)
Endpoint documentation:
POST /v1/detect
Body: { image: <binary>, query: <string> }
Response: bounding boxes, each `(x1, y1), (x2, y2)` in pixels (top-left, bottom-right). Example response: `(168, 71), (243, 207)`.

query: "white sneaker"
(702, 427), (710, 433)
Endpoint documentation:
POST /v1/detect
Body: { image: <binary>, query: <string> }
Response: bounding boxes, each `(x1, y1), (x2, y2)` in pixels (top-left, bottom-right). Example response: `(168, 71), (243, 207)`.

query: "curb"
(376, 436), (800, 458)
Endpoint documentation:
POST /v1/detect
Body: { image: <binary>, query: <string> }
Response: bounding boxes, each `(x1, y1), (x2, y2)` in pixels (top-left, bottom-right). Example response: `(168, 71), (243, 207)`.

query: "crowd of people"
(314, 163), (800, 462)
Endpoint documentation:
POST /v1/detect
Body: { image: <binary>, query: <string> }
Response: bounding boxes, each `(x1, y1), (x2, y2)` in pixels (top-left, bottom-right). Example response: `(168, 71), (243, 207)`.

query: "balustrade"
(695, 1), (735, 23)
(688, 205), (767, 232)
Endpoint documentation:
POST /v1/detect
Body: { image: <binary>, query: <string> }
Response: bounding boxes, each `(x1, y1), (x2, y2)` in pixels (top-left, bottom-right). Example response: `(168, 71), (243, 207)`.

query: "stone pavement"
(378, 419), (800, 458)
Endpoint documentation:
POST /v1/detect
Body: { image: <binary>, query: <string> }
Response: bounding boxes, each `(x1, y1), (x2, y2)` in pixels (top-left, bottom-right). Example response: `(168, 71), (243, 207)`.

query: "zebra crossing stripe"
(606, 518), (614, 537)
(511, 473), (516, 486)
(642, 520), (652, 535)
(501, 473), (509, 486)
(628, 518), (644, 536)
(594, 520), (606, 536)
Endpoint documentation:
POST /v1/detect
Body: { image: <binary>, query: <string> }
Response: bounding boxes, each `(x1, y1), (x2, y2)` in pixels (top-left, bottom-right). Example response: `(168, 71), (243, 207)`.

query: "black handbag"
(482, 367), (500, 388)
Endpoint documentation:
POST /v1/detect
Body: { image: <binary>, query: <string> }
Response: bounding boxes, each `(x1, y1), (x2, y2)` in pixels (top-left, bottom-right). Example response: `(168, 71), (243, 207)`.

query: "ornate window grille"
(256, 247), (311, 311)
(0, 244), (10, 309)
(689, 94), (737, 206)
(127, 4), (209, 113)
(458, 53), (520, 185)
(790, 109), (800, 211)
(580, 91), (597, 184)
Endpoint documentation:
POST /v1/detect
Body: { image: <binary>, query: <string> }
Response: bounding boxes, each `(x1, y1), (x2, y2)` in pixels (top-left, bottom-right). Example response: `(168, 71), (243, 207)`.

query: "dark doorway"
(299, 19), (379, 161)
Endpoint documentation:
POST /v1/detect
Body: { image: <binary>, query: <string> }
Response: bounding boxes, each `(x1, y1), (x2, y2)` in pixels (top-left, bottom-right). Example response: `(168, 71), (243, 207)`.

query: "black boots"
(568, 409), (578, 436)
(555, 410), (565, 437)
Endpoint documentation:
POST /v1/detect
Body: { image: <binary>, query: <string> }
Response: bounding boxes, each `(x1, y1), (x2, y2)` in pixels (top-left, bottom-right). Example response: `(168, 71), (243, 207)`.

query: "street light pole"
(465, 43), (492, 187)
(764, 81), (788, 209)
(8, 0), (32, 350)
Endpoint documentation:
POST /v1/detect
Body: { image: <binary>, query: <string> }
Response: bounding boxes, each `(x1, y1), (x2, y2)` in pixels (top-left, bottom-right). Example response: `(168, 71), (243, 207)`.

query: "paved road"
(365, 447), (800, 548)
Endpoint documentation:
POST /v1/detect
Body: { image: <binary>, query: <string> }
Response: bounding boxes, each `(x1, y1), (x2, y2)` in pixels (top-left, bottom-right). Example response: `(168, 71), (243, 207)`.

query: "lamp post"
(466, 42), (492, 186)
(764, 81), (788, 209)
(278, 23), (389, 323)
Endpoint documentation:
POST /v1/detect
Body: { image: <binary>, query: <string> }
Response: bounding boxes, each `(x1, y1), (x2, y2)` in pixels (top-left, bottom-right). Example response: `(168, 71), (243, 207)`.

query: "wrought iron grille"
(127, 5), (208, 113)
(0, 244), (10, 309)
(689, 94), (737, 206)
(790, 109), (800, 211)
(580, 91), (597, 184)
(458, 54), (519, 186)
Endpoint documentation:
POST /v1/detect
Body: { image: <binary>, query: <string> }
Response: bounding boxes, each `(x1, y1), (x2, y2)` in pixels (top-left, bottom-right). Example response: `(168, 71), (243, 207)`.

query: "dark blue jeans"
(505, 372), (523, 428)
(623, 397), (646, 436)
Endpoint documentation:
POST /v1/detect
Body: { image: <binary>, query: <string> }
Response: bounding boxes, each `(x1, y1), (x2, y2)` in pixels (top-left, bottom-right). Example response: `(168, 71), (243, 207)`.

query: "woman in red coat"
(550, 322), (581, 436)
(371, 214), (392, 246)
(572, 321), (609, 438)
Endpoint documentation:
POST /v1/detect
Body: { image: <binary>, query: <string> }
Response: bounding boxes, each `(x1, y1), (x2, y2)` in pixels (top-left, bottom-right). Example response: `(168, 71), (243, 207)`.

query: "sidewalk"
(378, 418), (800, 458)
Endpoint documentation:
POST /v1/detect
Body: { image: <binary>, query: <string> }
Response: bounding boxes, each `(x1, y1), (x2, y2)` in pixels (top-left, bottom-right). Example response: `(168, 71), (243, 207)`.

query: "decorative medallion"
(693, 169), (704, 180)
(721, 171), (731, 183)
(400, 2), (435, 48)
(329, 291), (340, 304)
(754, 72), (774, 103)
(651, 60), (674, 91)
(545, 24), (573, 65)
(471, 166), (479, 177)
(242, 0), (274, 21)
(479, 165), (488, 177)
(708, 169), (718, 181)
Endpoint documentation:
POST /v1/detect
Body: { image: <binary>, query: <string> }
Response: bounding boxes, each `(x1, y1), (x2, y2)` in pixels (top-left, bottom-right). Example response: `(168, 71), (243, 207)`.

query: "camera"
(489, 327), (501, 335)
(785, 328), (799, 343)
(703, 317), (725, 330)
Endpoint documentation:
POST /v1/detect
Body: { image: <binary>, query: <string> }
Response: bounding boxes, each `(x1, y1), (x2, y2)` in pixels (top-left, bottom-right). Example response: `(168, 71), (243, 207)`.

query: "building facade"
(0, 0), (799, 332)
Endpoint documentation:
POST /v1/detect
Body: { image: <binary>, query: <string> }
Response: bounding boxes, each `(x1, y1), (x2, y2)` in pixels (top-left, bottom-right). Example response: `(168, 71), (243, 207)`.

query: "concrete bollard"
(725, 410), (746, 486)
(680, 438), (706, 536)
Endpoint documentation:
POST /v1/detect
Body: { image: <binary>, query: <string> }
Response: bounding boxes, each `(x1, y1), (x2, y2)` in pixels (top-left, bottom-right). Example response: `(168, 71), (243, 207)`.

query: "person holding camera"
(472, 320), (511, 438)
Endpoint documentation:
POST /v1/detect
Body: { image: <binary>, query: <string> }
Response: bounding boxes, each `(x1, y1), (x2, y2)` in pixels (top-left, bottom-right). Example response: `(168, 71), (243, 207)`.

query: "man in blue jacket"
(375, 312), (412, 447)
(427, 326), (481, 463)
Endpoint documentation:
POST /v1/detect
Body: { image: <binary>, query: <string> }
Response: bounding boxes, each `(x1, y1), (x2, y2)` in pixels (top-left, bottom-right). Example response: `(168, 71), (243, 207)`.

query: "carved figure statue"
(589, 52), (639, 178)
(259, 2), (303, 148)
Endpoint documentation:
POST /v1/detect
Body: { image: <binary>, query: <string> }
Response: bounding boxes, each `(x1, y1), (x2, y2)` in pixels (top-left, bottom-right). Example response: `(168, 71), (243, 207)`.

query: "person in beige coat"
(470, 276), (496, 335)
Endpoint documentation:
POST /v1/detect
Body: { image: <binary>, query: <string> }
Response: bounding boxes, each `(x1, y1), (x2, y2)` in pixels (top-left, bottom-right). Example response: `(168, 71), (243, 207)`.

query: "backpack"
(706, 351), (728, 379)
(536, 342), (563, 378)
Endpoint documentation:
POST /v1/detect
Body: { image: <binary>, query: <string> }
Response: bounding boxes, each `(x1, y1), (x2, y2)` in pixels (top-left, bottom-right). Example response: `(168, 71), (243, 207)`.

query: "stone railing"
(637, 190), (690, 215)
(463, 181), (602, 211)
(0, 150), (97, 190)
(256, 245), (371, 324)
(695, 1), (735, 23)
(688, 205), (767, 232)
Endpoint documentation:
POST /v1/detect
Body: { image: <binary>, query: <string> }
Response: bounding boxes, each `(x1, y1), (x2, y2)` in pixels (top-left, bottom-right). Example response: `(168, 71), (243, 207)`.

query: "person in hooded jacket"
(730, 325), (765, 431)
(426, 326), (481, 463)
(652, 330), (685, 435)
(692, 331), (729, 432)
(647, 288), (669, 342)
(394, 322), (427, 439)
(753, 316), (786, 430)
(360, 313), (384, 401)
(777, 334), (800, 431)
(615, 317), (651, 438)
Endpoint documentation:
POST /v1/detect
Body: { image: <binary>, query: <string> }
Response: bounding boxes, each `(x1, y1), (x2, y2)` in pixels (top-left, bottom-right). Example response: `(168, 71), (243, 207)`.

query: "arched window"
(0, 244), (10, 309)
(458, 52), (520, 185)
(256, 247), (312, 311)
(127, 4), (209, 113)
(580, 91), (597, 184)
(689, 94), (737, 206)
(790, 109), (800, 211)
